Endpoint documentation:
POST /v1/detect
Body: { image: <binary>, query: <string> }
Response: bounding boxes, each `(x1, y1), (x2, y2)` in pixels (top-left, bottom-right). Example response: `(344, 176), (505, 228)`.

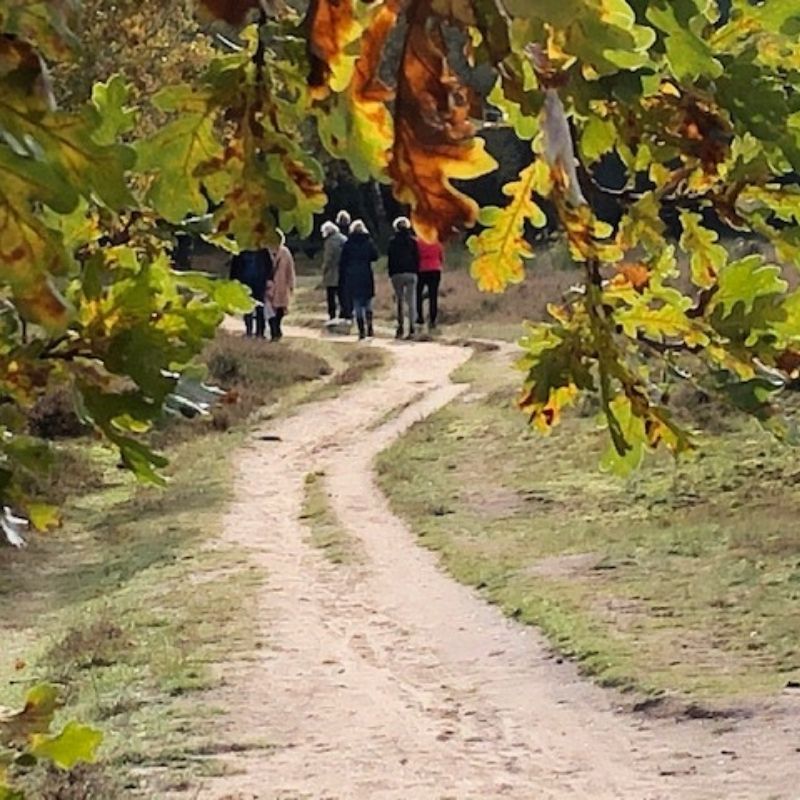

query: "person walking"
(267, 231), (296, 342)
(320, 220), (346, 321)
(387, 216), (419, 339)
(335, 210), (351, 235)
(339, 219), (378, 340)
(416, 235), (444, 331)
(334, 210), (353, 320)
(229, 248), (273, 338)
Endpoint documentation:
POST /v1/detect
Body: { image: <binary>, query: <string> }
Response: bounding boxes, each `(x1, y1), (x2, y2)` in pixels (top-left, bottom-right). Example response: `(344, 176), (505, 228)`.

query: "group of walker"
(229, 212), (443, 342)
(321, 211), (443, 340)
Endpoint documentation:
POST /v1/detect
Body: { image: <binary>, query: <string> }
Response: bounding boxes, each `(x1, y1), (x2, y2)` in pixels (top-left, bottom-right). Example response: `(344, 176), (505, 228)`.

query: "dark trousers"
(339, 286), (353, 320)
(326, 286), (338, 320)
(269, 307), (286, 341)
(416, 271), (441, 327)
(244, 306), (266, 337)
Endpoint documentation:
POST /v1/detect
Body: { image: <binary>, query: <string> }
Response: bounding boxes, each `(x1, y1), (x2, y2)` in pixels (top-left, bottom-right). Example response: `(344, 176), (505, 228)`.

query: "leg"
(391, 276), (404, 336)
(429, 272), (441, 328)
(255, 305), (266, 338)
(353, 299), (366, 339)
(405, 276), (417, 336)
(340, 285), (352, 321)
(366, 298), (374, 338)
(326, 287), (338, 320)
(243, 312), (254, 337)
(274, 308), (286, 340)
(416, 276), (425, 326)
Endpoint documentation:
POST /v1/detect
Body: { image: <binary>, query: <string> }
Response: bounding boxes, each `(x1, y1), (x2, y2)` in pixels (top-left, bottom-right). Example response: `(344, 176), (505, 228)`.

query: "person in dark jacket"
(339, 220), (378, 340)
(229, 249), (273, 337)
(387, 216), (420, 339)
(334, 211), (353, 320)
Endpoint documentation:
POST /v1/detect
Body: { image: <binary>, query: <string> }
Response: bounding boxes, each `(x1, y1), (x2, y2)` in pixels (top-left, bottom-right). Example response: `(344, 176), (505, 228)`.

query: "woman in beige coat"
(267, 230), (296, 342)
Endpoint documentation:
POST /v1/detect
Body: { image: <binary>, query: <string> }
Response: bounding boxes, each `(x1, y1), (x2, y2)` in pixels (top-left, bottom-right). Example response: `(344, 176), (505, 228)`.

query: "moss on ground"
(377, 350), (800, 704)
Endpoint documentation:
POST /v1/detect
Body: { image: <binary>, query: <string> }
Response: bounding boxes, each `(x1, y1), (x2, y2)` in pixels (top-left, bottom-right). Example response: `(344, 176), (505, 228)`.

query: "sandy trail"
(199, 328), (799, 800)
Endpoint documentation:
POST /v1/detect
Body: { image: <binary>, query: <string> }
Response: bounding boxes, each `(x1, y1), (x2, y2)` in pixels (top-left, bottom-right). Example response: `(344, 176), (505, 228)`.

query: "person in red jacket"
(416, 236), (444, 330)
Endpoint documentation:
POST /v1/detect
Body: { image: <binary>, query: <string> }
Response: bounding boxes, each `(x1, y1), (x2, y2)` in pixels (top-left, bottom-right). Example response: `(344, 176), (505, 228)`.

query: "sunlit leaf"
(30, 722), (102, 770)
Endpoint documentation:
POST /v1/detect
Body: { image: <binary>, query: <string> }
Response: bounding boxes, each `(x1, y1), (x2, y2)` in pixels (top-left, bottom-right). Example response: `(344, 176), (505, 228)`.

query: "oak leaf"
(389, 0), (496, 241)
(468, 160), (548, 293)
(306, 0), (361, 98)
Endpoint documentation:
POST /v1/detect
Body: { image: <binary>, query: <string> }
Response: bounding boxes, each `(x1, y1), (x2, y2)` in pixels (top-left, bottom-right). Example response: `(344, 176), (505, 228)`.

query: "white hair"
(393, 216), (411, 232)
(349, 219), (368, 235)
(335, 210), (351, 227)
(275, 228), (286, 246)
(321, 221), (337, 238)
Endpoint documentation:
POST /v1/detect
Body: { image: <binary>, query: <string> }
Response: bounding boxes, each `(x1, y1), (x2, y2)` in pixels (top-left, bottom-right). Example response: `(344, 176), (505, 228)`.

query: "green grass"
(0, 333), (370, 796)
(300, 472), (362, 565)
(376, 350), (800, 704)
(1, 434), (256, 796)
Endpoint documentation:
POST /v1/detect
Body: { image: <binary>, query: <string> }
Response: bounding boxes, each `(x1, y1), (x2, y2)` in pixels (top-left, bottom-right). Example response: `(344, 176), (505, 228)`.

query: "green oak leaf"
(30, 722), (102, 770)
(92, 75), (136, 145)
(713, 255), (787, 318)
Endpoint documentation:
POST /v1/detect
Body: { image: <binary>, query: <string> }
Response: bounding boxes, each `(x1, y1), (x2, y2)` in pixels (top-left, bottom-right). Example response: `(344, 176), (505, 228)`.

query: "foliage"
(0, 684), (102, 797)
(3, 0), (800, 540)
(301, 0), (800, 473)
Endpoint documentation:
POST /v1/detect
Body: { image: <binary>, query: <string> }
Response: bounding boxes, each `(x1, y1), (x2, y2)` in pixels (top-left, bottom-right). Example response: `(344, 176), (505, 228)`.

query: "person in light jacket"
(387, 216), (419, 339)
(339, 219), (378, 340)
(229, 249), (273, 338)
(267, 231), (296, 342)
(320, 220), (347, 321)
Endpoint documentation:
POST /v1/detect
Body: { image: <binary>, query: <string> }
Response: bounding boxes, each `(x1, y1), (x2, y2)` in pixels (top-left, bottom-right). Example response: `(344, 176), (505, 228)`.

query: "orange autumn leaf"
(344, 0), (401, 172)
(389, 0), (497, 242)
(614, 262), (651, 291)
(307, 0), (361, 99)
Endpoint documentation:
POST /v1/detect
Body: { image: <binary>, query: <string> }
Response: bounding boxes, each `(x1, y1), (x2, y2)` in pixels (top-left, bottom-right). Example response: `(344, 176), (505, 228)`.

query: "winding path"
(199, 329), (799, 800)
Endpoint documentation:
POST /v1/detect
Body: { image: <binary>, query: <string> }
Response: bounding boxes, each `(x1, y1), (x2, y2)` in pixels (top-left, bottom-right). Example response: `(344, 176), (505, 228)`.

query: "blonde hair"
(393, 216), (411, 232)
(321, 221), (337, 238)
(349, 219), (368, 235)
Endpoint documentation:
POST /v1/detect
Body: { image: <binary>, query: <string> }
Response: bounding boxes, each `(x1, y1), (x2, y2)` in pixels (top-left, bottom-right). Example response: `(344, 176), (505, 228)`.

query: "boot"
(357, 316), (366, 340)
(366, 311), (374, 338)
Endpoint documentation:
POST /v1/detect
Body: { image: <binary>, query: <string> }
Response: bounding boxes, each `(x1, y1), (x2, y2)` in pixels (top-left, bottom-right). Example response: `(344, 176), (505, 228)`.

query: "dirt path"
(199, 329), (799, 800)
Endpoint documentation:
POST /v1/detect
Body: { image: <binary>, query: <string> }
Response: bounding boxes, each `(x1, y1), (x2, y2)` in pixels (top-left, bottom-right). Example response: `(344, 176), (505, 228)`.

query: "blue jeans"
(352, 297), (373, 317)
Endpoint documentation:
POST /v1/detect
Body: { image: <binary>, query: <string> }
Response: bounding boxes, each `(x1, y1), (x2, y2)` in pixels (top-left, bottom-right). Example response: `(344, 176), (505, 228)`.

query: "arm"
(286, 250), (296, 292)
(321, 238), (333, 273)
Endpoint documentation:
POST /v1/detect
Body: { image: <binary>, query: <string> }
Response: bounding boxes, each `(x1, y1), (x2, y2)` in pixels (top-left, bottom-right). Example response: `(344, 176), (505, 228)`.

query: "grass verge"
(0, 333), (363, 796)
(300, 472), (362, 566)
(376, 349), (800, 706)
